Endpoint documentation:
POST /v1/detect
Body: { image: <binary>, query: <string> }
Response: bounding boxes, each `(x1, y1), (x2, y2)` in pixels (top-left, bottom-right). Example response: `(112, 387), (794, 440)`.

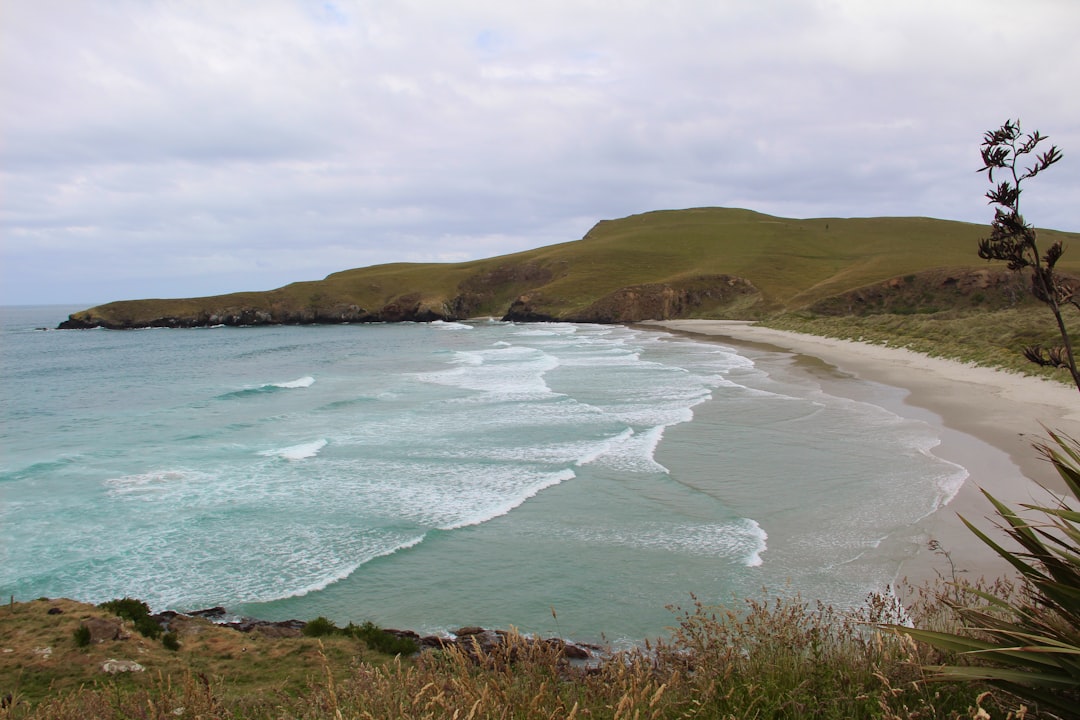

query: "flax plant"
(901, 430), (1080, 716)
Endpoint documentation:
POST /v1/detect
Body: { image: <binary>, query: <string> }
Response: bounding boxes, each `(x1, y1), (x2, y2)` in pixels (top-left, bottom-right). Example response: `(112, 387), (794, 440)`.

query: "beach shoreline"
(642, 319), (1080, 591)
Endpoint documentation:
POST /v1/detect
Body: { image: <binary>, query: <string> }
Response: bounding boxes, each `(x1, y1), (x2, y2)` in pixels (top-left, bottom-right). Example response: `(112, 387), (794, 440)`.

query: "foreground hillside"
(59, 207), (1080, 330)
(1, 592), (1016, 718)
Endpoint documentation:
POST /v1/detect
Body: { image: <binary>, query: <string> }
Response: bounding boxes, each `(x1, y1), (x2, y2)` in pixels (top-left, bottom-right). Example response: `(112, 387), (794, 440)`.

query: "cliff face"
(57, 299), (457, 329)
(58, 273), (762, 328)
(502, 275), (760, 323)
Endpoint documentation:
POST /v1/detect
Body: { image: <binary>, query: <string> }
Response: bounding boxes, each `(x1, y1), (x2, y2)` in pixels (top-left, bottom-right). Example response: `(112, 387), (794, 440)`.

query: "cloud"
(2, 0), (1078, 304)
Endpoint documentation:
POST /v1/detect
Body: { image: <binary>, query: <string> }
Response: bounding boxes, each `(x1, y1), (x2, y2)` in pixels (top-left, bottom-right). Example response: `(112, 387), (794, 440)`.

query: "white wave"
(741, 519), (769, 567)
(575, 427), (636, 466)
(572, 518), (768, 567)
(439, 469), (576, 530)
(348, 461), (578, 533)
(278, 535), (427, 600)
(416, 345), (560, 398)
(431, 320), (473, 330)
(513, 329), (558, 336)
(450, 351), (485, 366)
(933, 466), (969, 509)
(259, 439), (327, 461)
(269, 376), (315, 389)
(572, 425), (671, 474)
(104, 469), (207, 496)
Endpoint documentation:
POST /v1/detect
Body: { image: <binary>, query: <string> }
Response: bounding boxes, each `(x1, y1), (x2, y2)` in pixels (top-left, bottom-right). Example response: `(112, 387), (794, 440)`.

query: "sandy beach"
(644, 319), (1080, 590)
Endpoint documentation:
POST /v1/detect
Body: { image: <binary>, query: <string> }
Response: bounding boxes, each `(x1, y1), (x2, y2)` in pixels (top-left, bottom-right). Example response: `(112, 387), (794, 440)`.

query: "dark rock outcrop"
(81, 617), (125, 643)
(569, 275), (760, 323)
(503, 274), (761, 323)
(502, 293), (560, 322)
(412, 627), (597, 663)
(806, 267), (1041, 316)
(177, 608), (595, 660)
(58, 301), (455, 330)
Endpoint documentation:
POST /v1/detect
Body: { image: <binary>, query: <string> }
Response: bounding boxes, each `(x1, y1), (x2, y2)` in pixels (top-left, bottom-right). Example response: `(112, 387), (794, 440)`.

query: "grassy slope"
(0, 599), (388, 707)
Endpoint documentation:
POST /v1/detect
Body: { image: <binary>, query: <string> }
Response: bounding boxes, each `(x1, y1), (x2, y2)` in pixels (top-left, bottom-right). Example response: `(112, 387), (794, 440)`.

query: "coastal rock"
(101, 658), (145, 674)
(82, 617), (124, 643)
(154, 612), (209, 637)
(385, 628), (422, 643)
(225, 618), (306, 638)
(189, 606), (228, 621)
(544, 638), (592, 660)
(58, 299), (457, 329)
(81, 602), (594, 663)
(412, 627), (594, 662)
(502, 294), (559, 322)
(503, 275), (761, 323)
(569, 275), (760, 323)
(806, 267), (1044, 316)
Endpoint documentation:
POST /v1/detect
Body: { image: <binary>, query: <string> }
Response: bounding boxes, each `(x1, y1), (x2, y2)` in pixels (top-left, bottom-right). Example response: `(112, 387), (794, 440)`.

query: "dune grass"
(762, 307), (1080, 383)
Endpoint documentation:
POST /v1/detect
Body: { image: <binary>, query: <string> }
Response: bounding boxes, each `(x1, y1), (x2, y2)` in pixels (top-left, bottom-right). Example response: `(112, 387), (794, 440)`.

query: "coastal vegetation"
(972, 120), (1077, 389)
(0, 586), (1024, 719)
(899, 431), (1080, 716)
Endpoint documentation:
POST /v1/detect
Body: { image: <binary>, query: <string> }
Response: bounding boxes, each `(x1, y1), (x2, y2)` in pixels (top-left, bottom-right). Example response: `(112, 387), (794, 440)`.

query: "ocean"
(0, 305), (965, 644)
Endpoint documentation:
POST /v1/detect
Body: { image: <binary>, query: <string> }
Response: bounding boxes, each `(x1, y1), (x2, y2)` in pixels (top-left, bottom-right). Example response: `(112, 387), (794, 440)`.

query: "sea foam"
(271, 376), (315, 389)
(260, 439), (328, 461)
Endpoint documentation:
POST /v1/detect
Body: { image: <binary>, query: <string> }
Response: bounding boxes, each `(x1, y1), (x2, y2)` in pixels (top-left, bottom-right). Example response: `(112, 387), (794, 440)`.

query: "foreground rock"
(101, 658), (145, 674)
(175, 608), (597, 660)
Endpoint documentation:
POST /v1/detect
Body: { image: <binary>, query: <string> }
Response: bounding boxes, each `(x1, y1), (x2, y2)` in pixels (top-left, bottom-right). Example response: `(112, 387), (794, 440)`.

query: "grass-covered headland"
(57, 207), (1080, 386)
(0, 583), (1029, 719)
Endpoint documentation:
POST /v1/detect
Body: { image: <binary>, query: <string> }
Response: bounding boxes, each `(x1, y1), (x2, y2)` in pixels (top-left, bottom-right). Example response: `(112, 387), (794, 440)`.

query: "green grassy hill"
(58, 207), (1080, 378)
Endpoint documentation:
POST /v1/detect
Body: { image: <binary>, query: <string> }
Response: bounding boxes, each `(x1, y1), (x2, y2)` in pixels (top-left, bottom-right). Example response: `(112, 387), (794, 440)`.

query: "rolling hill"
(57, 207), (1080, 330)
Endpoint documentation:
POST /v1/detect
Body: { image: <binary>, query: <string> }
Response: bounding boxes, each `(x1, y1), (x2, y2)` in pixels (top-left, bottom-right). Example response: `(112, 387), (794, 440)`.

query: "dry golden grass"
(1, 588), (1035, 719)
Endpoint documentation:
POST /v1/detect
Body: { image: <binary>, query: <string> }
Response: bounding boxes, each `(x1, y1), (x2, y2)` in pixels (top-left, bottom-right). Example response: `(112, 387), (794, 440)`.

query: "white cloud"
(1, 0), (1078, 304)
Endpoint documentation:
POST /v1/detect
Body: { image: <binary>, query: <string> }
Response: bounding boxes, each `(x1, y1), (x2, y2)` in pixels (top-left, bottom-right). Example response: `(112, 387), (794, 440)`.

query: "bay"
(0, 305), (963, 642)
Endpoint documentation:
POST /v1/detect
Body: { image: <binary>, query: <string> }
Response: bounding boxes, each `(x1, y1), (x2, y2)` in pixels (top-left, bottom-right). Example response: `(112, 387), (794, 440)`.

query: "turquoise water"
(0, 306), (964, 643)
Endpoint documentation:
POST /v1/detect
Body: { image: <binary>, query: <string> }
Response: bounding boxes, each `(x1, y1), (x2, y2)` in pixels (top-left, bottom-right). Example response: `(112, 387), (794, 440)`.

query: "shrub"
(99, 596), (161, 638)
(162, 632), (180, 651)
(301, 616), (339, 637)
(348, 621), (418, 656)
(98, 597), (151, 622)
(73, 624), (92, 648)
(135, 615), (162, 639)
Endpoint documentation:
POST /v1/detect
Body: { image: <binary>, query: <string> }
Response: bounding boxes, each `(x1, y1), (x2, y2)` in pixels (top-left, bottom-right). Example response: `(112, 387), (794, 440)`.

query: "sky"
(2, 1), (1079, 306)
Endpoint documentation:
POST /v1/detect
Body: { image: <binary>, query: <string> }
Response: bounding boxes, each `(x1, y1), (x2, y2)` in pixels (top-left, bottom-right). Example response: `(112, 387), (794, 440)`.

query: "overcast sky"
(2, 0), (1078, 306)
